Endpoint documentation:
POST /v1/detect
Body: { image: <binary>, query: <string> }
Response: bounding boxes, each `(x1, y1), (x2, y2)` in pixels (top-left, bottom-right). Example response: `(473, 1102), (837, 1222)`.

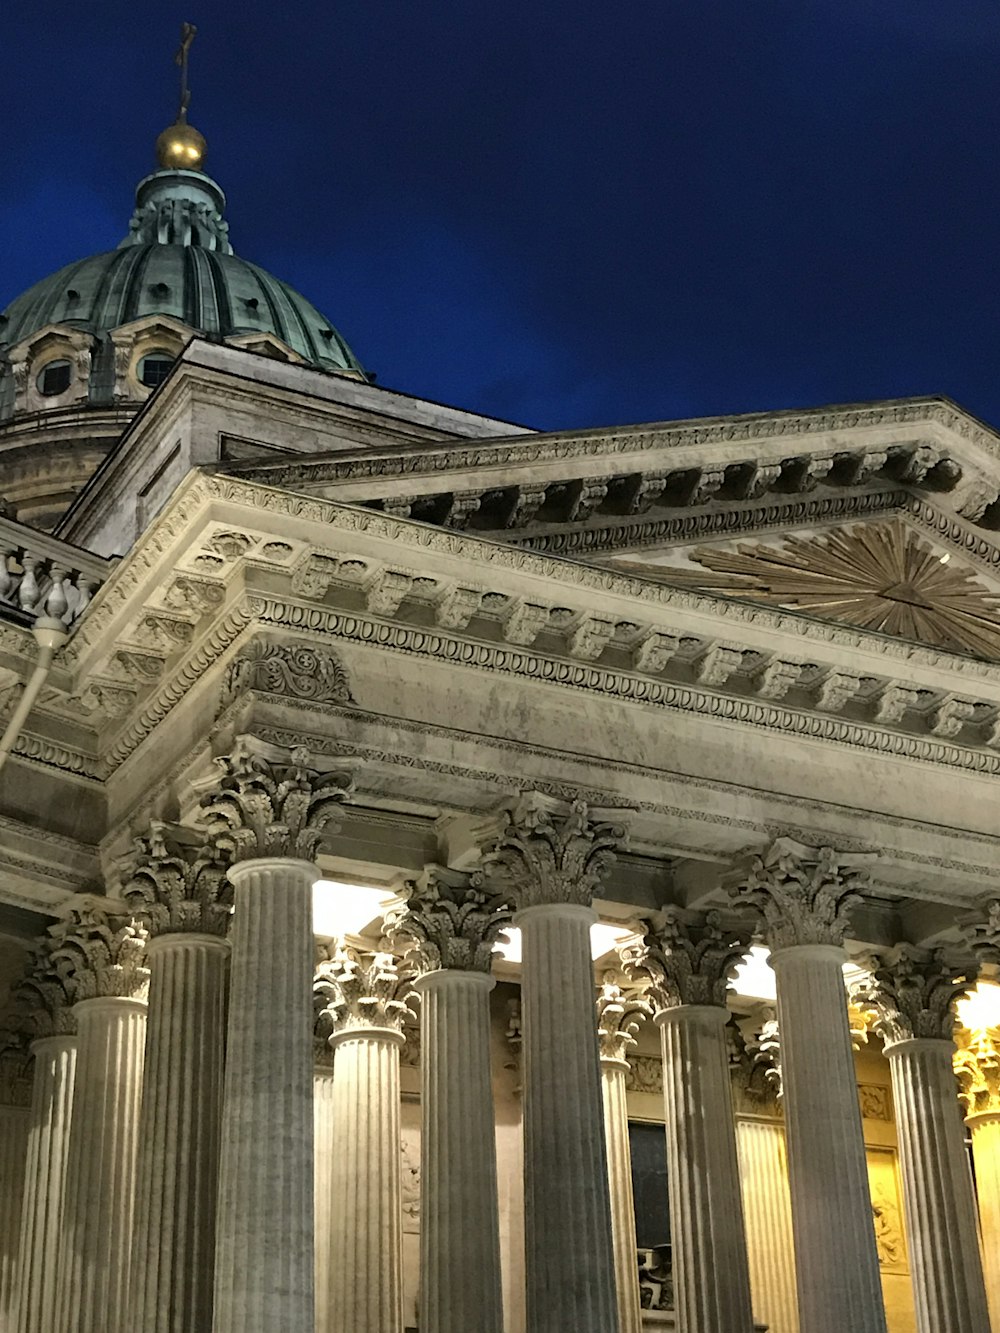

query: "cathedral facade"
(1, 85), (999, 1333)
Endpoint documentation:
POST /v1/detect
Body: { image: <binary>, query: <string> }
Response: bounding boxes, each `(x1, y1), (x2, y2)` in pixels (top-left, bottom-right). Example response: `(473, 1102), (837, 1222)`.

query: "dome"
(0, 243), (362, 374)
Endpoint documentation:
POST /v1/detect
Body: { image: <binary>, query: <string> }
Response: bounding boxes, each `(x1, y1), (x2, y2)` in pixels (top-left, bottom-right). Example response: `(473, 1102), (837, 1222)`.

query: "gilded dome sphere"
(155, 121), (208, 171)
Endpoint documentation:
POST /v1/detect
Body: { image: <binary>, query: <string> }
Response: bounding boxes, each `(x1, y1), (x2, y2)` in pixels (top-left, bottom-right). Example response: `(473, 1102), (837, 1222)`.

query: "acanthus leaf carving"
(852, 944), (970, 1045)
(120, 823), (233, 937)
(49, 897), (150, 1003)
(621, 907), (752, 1012)
(314, 944), (415, 1038)
(221, 637), (354, 708)
(384, 865), (512, 974)
(199, 734), (355, 861)
(595, 972), (652, 1062)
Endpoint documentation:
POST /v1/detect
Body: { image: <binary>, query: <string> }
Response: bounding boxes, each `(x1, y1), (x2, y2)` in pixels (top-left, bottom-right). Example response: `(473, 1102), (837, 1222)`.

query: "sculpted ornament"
(221, 637), (354, 708)
(853, 945), (970, 1045)
(595, 973), (652, 1063)
(314, 945), (414, 1038)
(49, 899), (150, 1002)
(0, 1029), (32, 1108)
(954, 1027), (1000, 1116)
(121, 823), (233, 937)
(200, 735), (354, 861)
(728, 837), (874, 951)
(15, 938), (77, 1037)
(478, 791), (625, 910)
(385, 866), (512, 974)
(963, 898), (1000, 966)
(621, 907), (752, 1013)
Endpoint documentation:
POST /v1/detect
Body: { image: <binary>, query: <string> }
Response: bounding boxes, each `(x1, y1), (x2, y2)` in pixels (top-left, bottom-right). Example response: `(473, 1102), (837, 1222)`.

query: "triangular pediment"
(600, 515), (1000, 662)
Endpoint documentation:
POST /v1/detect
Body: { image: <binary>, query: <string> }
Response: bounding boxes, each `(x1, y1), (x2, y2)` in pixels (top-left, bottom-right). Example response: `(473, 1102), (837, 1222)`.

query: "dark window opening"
(138, 352), (175, 389)
(37, 359), (72, 396)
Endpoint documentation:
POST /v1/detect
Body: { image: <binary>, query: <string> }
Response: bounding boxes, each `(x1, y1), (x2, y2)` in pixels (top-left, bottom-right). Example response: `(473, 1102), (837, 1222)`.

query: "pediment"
(601, 515), (1000, 662)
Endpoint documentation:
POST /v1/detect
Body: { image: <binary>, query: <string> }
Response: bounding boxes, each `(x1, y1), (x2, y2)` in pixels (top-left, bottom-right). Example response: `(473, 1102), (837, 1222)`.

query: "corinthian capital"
(853, 945), (970, 1045)
(385, 866), (512, 974)
(14, 936), (77, 1037)
(49, 897), (150, 1003)
(199, 735), (354, 862)
(621, 907), (752, 1014)
(728, 837), (874, 951)
(314, 945), (414, 1038)
(596, 973), (652, 1062)
(121, 823), (233, 937)
(478, 791), (626, 910)
(954, 1028), (1000, 1116)
(963, 899), (1000, 968)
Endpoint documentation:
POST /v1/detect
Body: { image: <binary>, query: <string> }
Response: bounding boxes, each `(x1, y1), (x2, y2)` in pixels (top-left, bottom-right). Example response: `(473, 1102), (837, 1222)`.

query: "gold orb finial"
(155, 121), (207, 170)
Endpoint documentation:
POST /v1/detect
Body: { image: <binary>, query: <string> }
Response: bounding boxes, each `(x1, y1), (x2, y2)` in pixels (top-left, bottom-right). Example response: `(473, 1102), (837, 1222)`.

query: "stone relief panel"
(867, 1147), (908, 1275)
(220, 637), (355, 708)
(858, 1083), (893, 1123)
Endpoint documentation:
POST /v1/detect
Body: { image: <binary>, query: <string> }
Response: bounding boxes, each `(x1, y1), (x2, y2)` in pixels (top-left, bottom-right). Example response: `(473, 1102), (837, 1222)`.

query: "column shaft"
(519, 902), (618, 1333)
(15, 1035), (76, 1333)
(55, 996), (147, 1333)
(658, 1005), (755, 1333)
(0, 1102), (29, 1329)
(213, 858), (316, 1333)
(735, 1117), (798, 1333)
(887, 1038), (990, 1333)
(130, 935), (229, 1332)
(314, 1066), (336, 1333)
(600, 1057), (642, 1333)
(969, 1113), (1000, 1332)
(771, 944), (886, 1333)
(416, 969), (504, 1333)
(328, 1028), (403, 1333)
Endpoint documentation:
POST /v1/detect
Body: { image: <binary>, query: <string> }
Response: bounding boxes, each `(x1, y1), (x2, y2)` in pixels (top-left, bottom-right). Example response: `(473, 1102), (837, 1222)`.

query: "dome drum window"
(137, 351), (176, 389)
(37, 359), (73, 397)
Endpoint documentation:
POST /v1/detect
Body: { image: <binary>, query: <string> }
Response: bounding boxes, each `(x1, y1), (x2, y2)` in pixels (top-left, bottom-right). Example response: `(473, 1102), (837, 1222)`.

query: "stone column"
(312, 1052), (336, 1333)
(857, 946), (991, 1333)
(0, 1036), (32, 1330)
(201, 738), (353, 1333)
(50, 898), (150, 1333)
(955, 1026), (1000, 1330)
(595, 975), (651, 1333)
(13, 943), (77, 1333)
(314, 946), (411, 1333)
(482, 793), (623, 1333)
(625, 909), (755, 1333)
(121, 827), (233, 1333)
(731, 838), (887, 1333)
(387, 866), (511, 1333)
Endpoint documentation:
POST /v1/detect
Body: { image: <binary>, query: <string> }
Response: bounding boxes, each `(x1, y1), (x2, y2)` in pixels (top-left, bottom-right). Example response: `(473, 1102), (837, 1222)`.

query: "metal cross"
(174, 22), (197, 122)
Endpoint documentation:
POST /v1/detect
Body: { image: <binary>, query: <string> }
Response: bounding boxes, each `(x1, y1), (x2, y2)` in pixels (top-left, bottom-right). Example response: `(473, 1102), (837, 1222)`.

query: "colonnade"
(0, 746), (998, 1333)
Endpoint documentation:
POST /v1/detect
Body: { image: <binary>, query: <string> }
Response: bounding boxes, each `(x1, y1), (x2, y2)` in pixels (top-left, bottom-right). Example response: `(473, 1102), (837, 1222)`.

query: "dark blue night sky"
(4, 2), (1000, 432)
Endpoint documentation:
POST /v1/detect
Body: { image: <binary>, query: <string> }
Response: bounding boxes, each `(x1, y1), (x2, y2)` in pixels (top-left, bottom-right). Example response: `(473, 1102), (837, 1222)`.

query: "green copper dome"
(0, 243), (362, 373)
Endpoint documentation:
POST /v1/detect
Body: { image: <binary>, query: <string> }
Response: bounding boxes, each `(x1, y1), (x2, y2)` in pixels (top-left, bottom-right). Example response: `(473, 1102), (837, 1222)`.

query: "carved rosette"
(385, 866), (512, 974)
(221, 638), (355, 709)
(622, 908), (752, 1015)
(120, 824), (233, 938)
(595, 973), (652, 1063)
(478, 792), (625, 910)
(200, 735), (354, 861)
(49, 901), (150, 1003)
(729, 837), (873, 951)
(853, 945), (971, 1045)
(954, 1028), (1000, 1116)
(314, 945), (414, 1040)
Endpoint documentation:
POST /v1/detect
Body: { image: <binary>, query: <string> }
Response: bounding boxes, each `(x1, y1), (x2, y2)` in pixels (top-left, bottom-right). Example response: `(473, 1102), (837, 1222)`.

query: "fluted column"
(859, 946), (990, 1333)
(122, 829), (232, 1332)
(596, 976), (652, 1333)
(482, 793), (623, 1333)
(201, 738), (354, 1333)
(626, 909), (755, 1333)
(313, 1058), (336, 1333)
(732, 838), (887, 1333)
(955, 1023), (1000, 1331)
(388, 867), (510, 1333)
(13, 944), (77, 1333)
(0, 1039), (32, 1330)
(315, 947), (411, 1333)
(51, 899), (149, 1333)
(735, 1118), (798, 1333)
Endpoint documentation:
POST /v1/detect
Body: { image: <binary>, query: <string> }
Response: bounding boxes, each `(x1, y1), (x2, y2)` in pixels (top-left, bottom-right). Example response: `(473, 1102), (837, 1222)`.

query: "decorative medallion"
(614, 520), (1000, 660)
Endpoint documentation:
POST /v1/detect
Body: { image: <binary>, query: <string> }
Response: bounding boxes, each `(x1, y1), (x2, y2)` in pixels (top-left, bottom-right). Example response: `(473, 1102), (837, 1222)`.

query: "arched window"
(138, 351), (175, 389)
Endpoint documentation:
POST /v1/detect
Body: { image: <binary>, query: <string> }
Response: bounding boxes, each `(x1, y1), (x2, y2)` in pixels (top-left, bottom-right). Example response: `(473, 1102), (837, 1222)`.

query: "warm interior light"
(312, 879), (396, 938)
(957, 980), (1000, 1034)
(494, 921), (635, 965)
(732, 944), (865, 1002)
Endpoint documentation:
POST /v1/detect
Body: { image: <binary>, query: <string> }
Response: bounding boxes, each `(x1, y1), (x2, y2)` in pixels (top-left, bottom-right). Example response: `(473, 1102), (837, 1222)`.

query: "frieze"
(220, 637), (355, 709)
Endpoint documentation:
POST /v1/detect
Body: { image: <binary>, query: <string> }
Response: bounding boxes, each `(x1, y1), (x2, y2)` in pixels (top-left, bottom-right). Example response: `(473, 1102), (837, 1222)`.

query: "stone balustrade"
(0, 518), (109, 629)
